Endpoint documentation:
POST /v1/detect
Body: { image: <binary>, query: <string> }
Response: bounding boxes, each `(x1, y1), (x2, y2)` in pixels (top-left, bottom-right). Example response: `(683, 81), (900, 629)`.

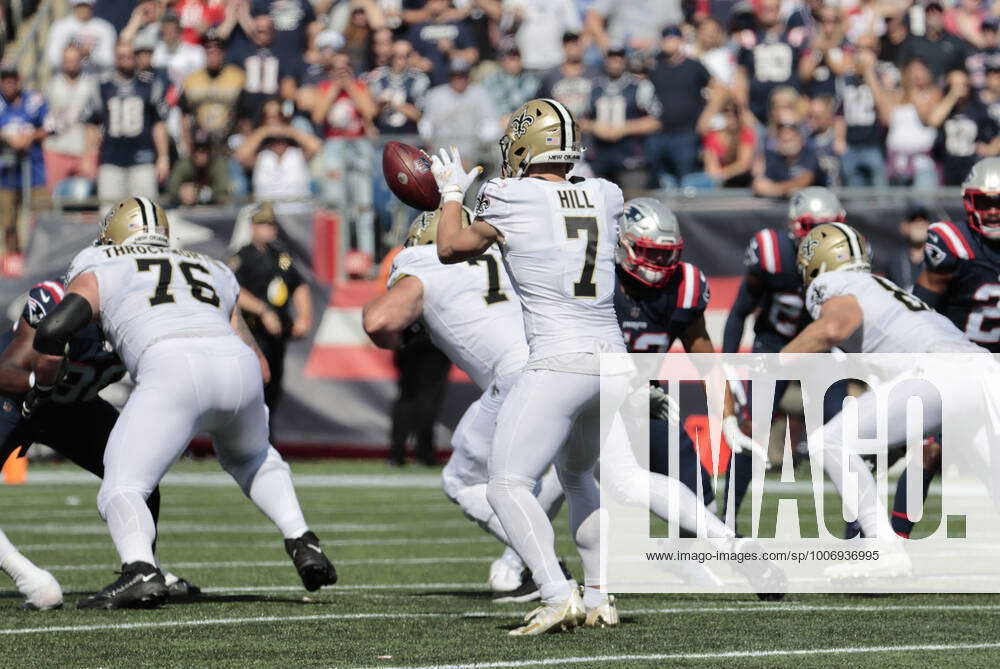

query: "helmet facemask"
(789, 212), (845, 238)
(964, 189), (1000, 239)
(617, 232), (683, 288)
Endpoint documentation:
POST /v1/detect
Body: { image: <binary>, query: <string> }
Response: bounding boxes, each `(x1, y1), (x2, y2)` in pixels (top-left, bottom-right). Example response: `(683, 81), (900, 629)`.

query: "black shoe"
(492, 560), (572, 604)
(415, 452), (438, 467)
(165, 575), (202, 600)
(77, 561), (167, 610)
(285, 531), (337, 591)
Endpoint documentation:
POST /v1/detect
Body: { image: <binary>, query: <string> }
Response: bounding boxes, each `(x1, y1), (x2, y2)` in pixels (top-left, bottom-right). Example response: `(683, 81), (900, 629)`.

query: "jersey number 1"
(467, 255), (508, 305)
(565, 216), (598, 297)
(136, 258), (220, 307)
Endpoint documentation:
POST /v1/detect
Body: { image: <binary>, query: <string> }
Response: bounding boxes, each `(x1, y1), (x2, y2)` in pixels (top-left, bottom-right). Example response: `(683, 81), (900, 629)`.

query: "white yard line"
(18, 470), (443, 488)
(1, 520), (471, 535)
(21, 536), (497, 552)
(5, 603), (1000, 637)
(46, 557), (496, 571)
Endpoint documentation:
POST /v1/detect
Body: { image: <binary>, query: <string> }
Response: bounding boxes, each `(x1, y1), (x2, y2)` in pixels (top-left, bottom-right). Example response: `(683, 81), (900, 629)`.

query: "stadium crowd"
(2, 0), (1000, 265)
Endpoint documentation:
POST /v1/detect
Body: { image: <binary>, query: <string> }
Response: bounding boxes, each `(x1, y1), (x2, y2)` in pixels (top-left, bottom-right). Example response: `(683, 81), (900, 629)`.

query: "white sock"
(1, 551), (39, 589)
(500, 546), (523, 572)
(101, 490), (157, 565)
(0, 528), (18, 565)
(582, 586), (607, 608)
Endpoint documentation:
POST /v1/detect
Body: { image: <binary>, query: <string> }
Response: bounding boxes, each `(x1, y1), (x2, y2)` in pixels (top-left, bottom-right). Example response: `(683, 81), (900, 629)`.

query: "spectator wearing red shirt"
(311, 50), (378, 257)
(175, 0), (226, 45)
(699, 97), (756, 187)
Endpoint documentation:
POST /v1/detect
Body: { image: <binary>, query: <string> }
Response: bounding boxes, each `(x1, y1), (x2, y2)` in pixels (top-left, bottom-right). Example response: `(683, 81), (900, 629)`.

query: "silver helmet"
(615, 197), (683, 288)
(962, 157), (1000, 239)
(787, 187), (846, 237)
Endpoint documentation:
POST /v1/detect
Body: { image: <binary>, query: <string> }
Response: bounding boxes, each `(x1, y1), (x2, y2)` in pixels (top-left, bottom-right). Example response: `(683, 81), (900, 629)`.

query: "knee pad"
(486, 473), (536, 509)
(454, 484), (494, 525)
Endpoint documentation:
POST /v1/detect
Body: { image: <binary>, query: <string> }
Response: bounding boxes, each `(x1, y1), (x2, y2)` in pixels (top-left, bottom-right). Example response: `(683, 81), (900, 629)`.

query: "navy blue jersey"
(737, 31), (802, 123)
(839, 73), (881, 147)
(924, 219), (1000, 352)
(584, 73), (662, 170)
(239, 47), (300, 121)
(16, 279), (125, 404)
(744, 228), (807, 345)
(91, 71), (166, 167)
(614, 263), (710, 352)
(936, 99), (998, 186)
(366, 66), (431, 135)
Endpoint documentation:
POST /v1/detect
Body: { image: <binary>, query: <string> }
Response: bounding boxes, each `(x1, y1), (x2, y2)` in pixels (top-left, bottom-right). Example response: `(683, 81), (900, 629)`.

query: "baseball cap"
(133, 31), (157, 52)
(607, 43), (627, 57)
(252, 202), (277, 225)
(562, 31), (581, 43)
(0, 63), (19, 79)
(905, 203), (930, 221)
(925, 1), (944, 13)
(984, 15), (1000, 31)
(315, 30), (345, 52)
(449, 57), (471, 75)
(70, 0), (95, 6)
(203, 29), (224, 48)
(662, 25), (683, 38)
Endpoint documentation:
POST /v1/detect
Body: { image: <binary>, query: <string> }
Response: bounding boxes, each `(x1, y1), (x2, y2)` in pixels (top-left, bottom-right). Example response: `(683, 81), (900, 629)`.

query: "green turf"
(1, 459), (998, 669)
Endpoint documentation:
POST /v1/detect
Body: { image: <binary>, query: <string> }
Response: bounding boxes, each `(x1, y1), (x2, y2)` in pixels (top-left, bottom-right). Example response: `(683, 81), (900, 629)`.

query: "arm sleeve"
(923, 224), (962, 274)
(722, 278), (761, 353)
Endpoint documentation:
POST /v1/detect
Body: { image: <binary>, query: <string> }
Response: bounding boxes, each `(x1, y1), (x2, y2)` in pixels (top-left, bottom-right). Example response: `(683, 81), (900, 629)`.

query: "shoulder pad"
(23, 280), (66, 327)
(745, 229), (783, 274)
(674, 262), (710, 310)
(926, 221), (974, 272)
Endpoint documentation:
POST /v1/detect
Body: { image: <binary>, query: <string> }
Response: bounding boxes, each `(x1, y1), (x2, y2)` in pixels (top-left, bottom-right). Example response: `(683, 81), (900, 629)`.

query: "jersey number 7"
(565, 216), (598, 298)
(136, 258), (221, 308)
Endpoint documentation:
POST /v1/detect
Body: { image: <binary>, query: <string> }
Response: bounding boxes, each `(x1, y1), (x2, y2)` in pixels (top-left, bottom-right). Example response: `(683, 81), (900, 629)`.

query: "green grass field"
(2, 459), (1000, 669)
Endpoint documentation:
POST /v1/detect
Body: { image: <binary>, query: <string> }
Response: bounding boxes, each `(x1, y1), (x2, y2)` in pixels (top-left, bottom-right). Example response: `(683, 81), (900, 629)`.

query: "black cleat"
(165, 574), (202, 600)
(77, 561), (168, 610)
(285, 531), (337, 591)
(492, 560), (572, 604)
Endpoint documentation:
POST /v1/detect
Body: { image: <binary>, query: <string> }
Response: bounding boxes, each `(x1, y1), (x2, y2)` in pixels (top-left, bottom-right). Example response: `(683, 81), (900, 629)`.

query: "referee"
(229, 203), (314, 416)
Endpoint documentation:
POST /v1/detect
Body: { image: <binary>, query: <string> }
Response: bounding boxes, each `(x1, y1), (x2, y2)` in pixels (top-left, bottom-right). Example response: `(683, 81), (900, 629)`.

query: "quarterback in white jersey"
(364, 207), (564, 601)
(431, 99), (636, 634)
(785, 223), (997, 576)
(25, 198), (336, 609)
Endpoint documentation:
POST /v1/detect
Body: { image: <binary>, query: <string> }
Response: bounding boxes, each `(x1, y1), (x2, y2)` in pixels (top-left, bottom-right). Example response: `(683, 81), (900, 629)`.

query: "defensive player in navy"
(23, 197), (336, 609)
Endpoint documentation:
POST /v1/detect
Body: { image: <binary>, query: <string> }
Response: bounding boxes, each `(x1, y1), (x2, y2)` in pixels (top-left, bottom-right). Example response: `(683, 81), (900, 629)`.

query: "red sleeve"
(703, 131), (723, 158)
(739, 126), (755, 147)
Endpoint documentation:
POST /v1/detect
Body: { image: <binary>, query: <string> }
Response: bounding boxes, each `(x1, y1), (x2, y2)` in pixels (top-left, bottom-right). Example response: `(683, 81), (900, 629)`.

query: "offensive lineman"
(363, 206), (565, 602)
(22, 198), (336, 608)
(784, 222), (993, 576)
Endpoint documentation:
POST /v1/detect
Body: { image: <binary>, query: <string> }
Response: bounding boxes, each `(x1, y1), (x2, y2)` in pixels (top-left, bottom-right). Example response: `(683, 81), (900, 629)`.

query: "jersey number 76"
(136, 258), (220, 308)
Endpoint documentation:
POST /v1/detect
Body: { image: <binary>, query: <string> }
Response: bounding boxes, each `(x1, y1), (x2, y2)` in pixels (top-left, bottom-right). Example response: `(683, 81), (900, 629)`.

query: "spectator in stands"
(799, 4), (848, 100)
(586, 0), (682, 55)
(581, 44), (661, 197)
(807, 94), (840, 186)
(946, 0), (989, 49)
(238, 14), (299, 124)
(236, 98), (320, 205)
(481, 43), (538, 123)
(152, 11), (207, 87)
(175, 0), (226, 45)
(367, 39), (430, 136)
(231, 202), (314, 418)
(256, 0), (319, 67)
(46, 0), (117, 76)
(89, 42), (169, 210)
(43, 46), (99, 192)
(694, 17), (735, 86)
(927, 68), (999, 186)
(752, 116), (819, 197)
(836, 35), (888, 188)
(0, 64), (49, 257)
(217, 0), (257, 64)
(179, 31), (245, 153)
(406, 0), (478, 87)
(119, 1), (162, 50)
(536, 32), (598, 121)
(898, 2), (967, 79)
(370, 27), (395, 70)
(648, 26), (715, 189)
(845, 0), (891, 44)
(735, 0), (802, 125)
(981, 64), (1000, 123)
(879, 11), (909, 67)
(342, 1), (387, 72)
(168, 131), (230, 206)
(698, 94), (756, 188)
(967, 16), (1000, 90)
(867, 56), (940, 187)
(503, 0), (581, 75)
(419, 58), (498, 173)
(311, 49), (378, 257)
(887, 203), (930, 291)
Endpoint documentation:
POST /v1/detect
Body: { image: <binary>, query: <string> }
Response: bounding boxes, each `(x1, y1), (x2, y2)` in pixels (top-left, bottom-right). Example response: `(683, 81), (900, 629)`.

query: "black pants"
(253, 331), (288, 413)
(1, 396), (161, 526)
(390, 339), (451, 464)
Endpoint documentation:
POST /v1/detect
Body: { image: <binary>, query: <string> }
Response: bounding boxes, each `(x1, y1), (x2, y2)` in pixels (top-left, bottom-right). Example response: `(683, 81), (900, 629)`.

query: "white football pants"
(97, 336), (310, 566)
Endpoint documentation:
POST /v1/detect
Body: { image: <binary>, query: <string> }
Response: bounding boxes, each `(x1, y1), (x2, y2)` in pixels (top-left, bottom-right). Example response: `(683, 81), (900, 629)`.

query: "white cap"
(315, 30), (344, 52)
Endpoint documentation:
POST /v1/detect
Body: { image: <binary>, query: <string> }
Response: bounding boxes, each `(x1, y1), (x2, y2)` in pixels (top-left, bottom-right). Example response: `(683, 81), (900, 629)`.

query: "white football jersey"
(388, 244), (527, 389)
(805, 270), (983, 354)
(474, 176), (626, 363)
(67, 244), (240, 373)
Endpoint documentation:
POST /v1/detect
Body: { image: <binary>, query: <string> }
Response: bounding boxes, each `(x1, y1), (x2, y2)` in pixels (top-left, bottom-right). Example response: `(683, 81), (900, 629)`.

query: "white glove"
(648, 385), (679, 425)
(430, 146), (482, 204)
(722, 415), (771, 469)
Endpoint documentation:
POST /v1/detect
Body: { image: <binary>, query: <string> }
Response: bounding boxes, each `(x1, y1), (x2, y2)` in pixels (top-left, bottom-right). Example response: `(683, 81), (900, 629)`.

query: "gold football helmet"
(797, 222), (871, 287)
(404, 205), (473, 247)
(99, 197), (170, 246)
(499, 98), (583, 178)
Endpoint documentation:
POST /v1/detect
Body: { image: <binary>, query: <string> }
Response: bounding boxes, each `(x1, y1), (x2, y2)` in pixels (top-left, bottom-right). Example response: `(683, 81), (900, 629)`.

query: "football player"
(21, 197), (336, 609)
(0, 527), (61, 610)
(722, 186), (847, 528)
(363, 206), (566, 603)
(0, 278), (199, 599)
(889, 157), (1000, 538)
(786, 221), (998, 577)
(431, 100), (782, 635)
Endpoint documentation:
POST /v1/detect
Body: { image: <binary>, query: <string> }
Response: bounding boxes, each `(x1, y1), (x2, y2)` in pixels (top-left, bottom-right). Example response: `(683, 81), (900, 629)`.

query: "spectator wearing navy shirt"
(981, 64), (1000, 124)
(367, 39), (430, 136)
(836, 37), (887, 187)
(752, 116), (819, 197)
(581, 45), (662, 198)
(536, 32), (599, 121)
(928, 69), (1000, 186)
(237, 14), (300, 125)
(966, 16), (1000, 90)
(0, 64), (49, 256)
(480, 44), (539, 123)
(647, 26), (715, 189)
(798, 5), (849, 100)
(406, 0), (478, 87)
(734, 0), (802, 125)
(89, 42), (169, 211)
(897, 2), (968, 79)
(253, 0), (317, 68)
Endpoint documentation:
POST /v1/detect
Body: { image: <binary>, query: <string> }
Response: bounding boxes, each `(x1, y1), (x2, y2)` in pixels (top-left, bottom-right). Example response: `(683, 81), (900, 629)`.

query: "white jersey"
(67, 244), (240, 374)
(474, 176), (626, 365)
(805, 270), (984, 354)
(388, 244), (527, 389)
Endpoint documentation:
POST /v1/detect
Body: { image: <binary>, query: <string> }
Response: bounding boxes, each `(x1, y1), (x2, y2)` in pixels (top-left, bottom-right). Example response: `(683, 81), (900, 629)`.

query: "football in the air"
(382, 141), (441, 211)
